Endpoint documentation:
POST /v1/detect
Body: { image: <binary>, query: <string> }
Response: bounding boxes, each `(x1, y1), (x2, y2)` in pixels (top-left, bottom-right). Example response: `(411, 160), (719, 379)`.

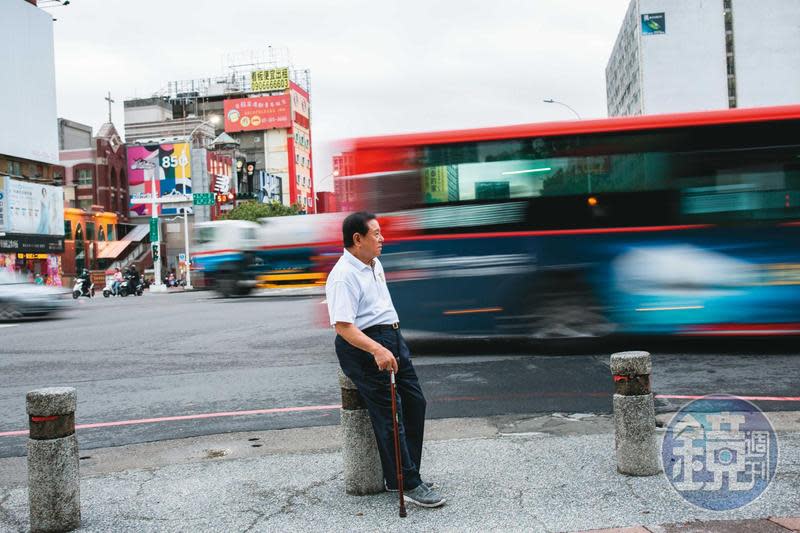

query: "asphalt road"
(0, 289), (798, 457)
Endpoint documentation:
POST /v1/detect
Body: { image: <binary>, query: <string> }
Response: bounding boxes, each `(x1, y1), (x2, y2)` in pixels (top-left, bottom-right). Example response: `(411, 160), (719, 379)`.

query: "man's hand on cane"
(373, 346), (398, 373)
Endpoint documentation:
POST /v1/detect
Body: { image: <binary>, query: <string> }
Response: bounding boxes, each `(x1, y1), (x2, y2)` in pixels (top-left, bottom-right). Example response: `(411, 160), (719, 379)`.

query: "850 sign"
(161, 154), (189, 168)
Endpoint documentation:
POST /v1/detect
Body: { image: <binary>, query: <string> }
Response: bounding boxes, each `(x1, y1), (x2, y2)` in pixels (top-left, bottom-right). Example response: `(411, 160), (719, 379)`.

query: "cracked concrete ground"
(0, 415), (798, 532)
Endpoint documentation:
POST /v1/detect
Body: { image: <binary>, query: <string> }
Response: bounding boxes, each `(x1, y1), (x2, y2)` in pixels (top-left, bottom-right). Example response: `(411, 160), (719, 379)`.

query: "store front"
(0, 177), (66, 285)
(62, 207), (119, 280)
(0, 235), (65, 286)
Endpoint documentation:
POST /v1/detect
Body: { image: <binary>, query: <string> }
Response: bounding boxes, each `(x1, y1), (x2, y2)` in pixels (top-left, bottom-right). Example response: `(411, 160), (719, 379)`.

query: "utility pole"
(150, 170), (165, 292)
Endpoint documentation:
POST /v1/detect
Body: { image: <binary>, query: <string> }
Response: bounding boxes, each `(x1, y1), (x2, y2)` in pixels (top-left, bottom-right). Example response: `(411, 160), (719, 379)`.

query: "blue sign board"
(642, 13), (666, 35)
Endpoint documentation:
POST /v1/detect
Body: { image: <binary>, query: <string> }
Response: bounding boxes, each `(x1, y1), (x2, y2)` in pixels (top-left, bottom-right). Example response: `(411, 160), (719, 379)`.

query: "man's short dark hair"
(342, 211), (376, 248)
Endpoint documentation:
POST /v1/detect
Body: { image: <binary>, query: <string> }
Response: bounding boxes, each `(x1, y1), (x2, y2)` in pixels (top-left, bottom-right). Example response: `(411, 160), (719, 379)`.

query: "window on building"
(64, 220), (72, 240)
(98, 226), (105, 241)
(107, 224), (114, 241)
(6, 160), (21, 176)
(85, 222), (95, 241)
(77, 168), (93, 185)
(78, 199), (92, 211)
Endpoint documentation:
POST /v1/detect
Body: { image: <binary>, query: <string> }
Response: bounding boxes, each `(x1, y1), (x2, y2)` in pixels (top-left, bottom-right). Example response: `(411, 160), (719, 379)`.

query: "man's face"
(356, 218), (384, 260)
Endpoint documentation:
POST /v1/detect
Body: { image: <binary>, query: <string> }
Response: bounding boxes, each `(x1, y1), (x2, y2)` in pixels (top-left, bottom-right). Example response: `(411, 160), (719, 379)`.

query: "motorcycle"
(72, 278), (95, 299)
(118, 275), (144, 297)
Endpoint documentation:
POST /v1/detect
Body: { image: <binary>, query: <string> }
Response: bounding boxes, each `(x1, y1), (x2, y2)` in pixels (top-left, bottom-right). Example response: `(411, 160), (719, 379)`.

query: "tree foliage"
(219, 201), (303, 222)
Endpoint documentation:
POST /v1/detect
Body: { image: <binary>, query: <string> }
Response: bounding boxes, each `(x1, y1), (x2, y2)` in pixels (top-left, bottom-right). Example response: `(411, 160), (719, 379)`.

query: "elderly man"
(325, 211), (445, 508)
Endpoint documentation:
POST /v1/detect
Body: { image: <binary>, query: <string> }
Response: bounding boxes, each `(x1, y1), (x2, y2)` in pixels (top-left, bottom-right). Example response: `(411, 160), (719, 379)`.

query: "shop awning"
(96, 240), (131, 259)
(122, 224), (149, 242)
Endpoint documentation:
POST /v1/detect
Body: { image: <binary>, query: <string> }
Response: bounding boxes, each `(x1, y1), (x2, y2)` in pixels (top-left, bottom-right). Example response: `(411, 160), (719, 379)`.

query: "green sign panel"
(193, 193), (215, 206)
(149, 218), (159, 242)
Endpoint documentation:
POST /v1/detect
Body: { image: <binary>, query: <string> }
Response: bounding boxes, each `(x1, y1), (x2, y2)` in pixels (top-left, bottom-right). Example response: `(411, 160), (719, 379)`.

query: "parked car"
(0, 271), (68, 320)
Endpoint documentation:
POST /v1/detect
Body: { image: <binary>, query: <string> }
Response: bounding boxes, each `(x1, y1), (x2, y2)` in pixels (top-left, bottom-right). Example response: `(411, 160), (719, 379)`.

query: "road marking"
(656, 394), (800, 402)
(0, 403), (341, 438)
(320, 299), (327, 304)
(2, 393), (799, 439)
(0, 324), (18, 329)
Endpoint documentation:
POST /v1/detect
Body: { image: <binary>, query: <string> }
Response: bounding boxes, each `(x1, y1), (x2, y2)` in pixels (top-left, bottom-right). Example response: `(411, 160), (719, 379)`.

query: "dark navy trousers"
(335, 327), (426, 491)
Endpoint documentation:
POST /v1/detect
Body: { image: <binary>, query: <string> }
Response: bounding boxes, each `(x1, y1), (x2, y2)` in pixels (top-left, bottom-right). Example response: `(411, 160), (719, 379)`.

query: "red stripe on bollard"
(30, 416), (59, 423)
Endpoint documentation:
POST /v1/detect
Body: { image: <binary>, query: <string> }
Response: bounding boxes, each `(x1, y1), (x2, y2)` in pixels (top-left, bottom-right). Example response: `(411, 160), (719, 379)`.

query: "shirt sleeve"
(326, 280), (360, 326)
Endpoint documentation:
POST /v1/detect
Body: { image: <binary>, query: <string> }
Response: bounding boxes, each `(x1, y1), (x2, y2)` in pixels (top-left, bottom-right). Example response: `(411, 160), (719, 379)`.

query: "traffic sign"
(149, 218), (159, 242)
(193, 192), (215, 206)
(130, 193), (193, 205)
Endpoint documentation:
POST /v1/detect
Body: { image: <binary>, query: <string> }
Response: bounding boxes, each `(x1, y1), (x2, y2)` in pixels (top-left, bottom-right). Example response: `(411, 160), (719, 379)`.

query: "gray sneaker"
(403, 483), (446, 508)
(385, 480), (436, 493)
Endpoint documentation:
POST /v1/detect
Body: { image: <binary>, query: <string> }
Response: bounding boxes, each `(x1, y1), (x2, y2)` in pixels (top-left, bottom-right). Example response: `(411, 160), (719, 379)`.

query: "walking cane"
(390, 370), (407, 517)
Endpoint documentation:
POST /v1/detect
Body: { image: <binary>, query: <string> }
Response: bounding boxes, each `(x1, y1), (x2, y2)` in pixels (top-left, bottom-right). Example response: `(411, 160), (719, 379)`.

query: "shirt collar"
(343, 248), (374, 271)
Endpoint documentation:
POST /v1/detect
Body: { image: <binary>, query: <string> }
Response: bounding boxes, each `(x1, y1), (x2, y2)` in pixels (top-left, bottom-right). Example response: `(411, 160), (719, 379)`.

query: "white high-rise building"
(606, 0), (800, 117)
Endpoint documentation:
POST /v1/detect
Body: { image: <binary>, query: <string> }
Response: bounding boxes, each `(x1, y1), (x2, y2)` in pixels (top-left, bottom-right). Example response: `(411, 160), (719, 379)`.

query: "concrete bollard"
(27, 387), (81, 532)
(610, 351), (661, 476)
(338, 369), (384, 495)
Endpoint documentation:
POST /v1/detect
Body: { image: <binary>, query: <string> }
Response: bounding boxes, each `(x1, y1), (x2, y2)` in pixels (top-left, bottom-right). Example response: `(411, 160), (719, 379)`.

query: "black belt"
(362, 322), (400, 335)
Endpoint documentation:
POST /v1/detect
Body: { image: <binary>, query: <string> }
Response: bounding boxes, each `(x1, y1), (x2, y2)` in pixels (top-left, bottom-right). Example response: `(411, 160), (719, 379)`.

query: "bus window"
(195, 226), (216, 245)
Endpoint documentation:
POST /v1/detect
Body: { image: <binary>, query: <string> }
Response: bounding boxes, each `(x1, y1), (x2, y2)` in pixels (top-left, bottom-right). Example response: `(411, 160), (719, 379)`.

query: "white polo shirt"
(326, 249), (400, 330)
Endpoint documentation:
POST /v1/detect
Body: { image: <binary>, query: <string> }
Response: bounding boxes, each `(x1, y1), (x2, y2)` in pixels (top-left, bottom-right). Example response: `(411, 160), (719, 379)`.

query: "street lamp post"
(181, 116), (220, 290)
(543, 99), (582, 120)
(543, 99), (589, 191)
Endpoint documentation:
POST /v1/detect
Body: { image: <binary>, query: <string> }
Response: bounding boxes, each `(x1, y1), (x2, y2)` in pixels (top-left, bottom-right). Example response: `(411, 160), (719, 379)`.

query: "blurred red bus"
(332, 106), (800, 339)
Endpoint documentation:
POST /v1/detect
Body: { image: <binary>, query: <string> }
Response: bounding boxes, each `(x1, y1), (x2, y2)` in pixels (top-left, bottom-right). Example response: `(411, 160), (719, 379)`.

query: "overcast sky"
(50, 0), (631, 191)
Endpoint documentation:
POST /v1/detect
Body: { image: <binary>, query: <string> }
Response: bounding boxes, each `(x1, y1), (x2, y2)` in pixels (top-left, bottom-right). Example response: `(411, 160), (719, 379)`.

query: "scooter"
(102, 280), (121, 298)
(72, 278), (95, 299)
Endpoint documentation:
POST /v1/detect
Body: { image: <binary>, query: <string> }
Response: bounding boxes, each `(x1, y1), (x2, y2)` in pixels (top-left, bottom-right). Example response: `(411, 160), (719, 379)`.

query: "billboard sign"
(259, 171), (283, 203)
(641, 13), (666, 35)
(0, 2), (59, 164)
(251, 67), (290, 92)
(224, 95), (291, 132)
(0, 176), (64, 236)
(127, 142), (192, 217)
(0, 234), (64, 253)
(213, 175), (231, 194)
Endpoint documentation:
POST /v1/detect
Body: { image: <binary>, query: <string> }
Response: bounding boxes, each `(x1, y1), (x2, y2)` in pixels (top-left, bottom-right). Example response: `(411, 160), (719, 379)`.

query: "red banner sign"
(224, 95), (291, 132)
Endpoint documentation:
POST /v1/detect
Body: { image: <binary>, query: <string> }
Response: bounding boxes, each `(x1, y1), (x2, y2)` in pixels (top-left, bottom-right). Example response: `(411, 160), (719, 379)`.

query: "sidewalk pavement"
(0, 413), (798, 532)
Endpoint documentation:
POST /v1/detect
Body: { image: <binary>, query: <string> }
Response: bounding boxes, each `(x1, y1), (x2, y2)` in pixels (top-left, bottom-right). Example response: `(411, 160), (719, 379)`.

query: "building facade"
(123, 60), (315, 215)
(59, 120), (129, 219)
(0, 1), (65, 283)
(58, 120), (135, 280)
(606, 0), (800, 116)
(332, 153), (355, 213)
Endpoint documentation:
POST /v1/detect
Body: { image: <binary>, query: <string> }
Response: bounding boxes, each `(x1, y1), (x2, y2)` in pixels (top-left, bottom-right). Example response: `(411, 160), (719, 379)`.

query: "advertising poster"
(127, 142), (192, 217)
(224, 95), (291, 133)
(259, 171), (283, 203)
(422, 166), (460, 203)
(641, 13), (666, 35)
(0, 176), (64, 236)
(251, 67), (290, 92)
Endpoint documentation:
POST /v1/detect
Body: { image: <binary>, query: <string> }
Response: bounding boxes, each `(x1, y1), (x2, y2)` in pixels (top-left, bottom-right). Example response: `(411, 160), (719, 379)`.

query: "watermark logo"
(662, 394), (778, 510)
